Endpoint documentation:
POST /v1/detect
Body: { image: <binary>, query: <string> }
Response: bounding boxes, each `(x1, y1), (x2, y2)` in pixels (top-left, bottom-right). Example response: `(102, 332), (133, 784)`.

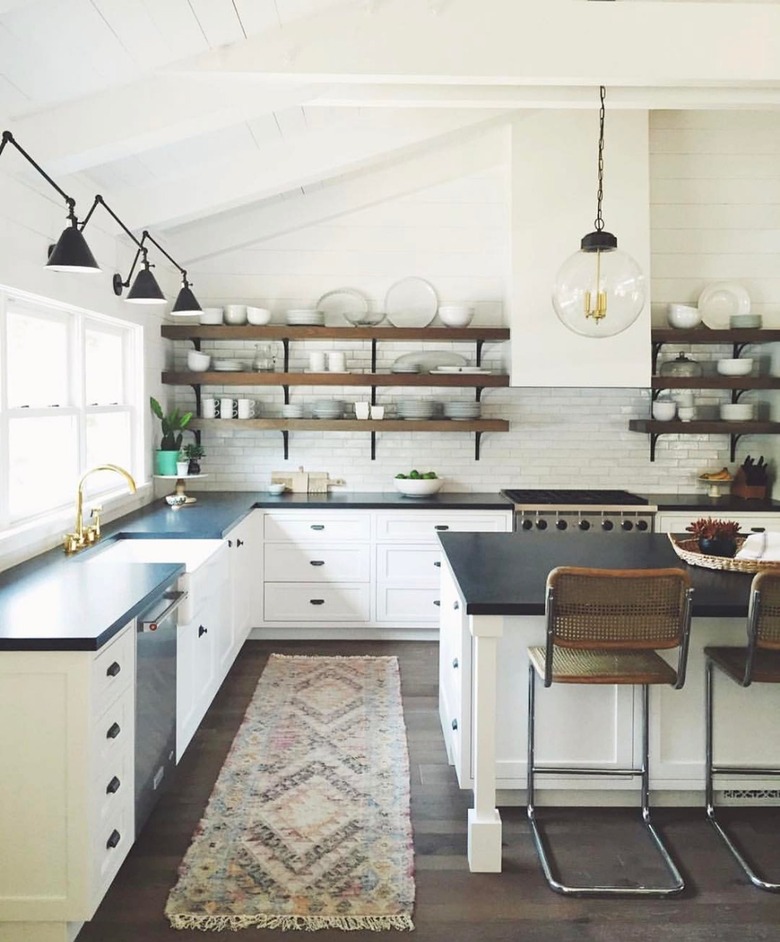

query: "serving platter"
(697, 282), (751, 329)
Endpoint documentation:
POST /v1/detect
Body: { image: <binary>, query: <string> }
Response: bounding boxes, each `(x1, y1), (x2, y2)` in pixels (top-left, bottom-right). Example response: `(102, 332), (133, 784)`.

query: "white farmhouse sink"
(93, 538), (223, 572)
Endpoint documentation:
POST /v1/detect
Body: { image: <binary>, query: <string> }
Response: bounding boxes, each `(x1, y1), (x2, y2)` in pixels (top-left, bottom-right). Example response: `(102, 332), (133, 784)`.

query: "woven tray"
(668, 534), (780, 573)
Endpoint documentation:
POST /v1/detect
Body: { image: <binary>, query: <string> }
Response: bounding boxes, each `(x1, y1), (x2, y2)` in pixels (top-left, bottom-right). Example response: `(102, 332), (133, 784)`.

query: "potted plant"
(685, 517), (741, 558)
(182, 441), (206, 476)
(150, 397), (192, 476)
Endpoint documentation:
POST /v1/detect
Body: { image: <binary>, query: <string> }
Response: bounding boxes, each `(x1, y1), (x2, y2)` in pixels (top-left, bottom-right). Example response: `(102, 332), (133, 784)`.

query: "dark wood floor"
(79, 640), (780, 941)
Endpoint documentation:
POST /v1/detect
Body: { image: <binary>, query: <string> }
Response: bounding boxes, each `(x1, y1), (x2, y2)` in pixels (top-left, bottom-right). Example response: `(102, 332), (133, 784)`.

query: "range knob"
(602, 520), (614, 531)
(521, 518), (533, 531)
(621, 520), (634, 531)
(636, 519), (649, 532)
(578, 519), (591, 531)
(536, 519), (548, 531)
(556, 519), (568, 531)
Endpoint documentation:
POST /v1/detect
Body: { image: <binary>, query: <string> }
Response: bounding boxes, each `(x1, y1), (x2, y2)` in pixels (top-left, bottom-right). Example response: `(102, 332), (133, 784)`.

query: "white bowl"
(165, 494), (187, 507)
(266, 483), (286, 495)
(187, 350), (211, 371)
(394, 477), (442, 497)
(247, 306), (271, 325)
(223, 304), (247, 325)
(438, 305), (475, 328)
(652, 401), (677, 421)
(720, 403), (754, 421)
(199, 307), (223, 325)
(666, 303), (701, 329)
(717, 358), (753, 376)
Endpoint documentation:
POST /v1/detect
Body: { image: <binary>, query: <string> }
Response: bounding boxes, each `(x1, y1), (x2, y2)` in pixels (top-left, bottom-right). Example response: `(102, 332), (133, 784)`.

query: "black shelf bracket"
(190, 338), (201, 352)
(189, 383), (202, 417)
(733, 342), (752, 359)
(281, 430), (289, 460)
(283, 384), (290, 405)
(730, 433), (743, 462)
(652, 341), (665, 374)
(649, 432), (661, 462)
(475, 431), (483, 460)
(371, 431), (376, 460)
(371, 339), (378, 373)
(476, 339), (484, 367)
(282, 338), (290, 373)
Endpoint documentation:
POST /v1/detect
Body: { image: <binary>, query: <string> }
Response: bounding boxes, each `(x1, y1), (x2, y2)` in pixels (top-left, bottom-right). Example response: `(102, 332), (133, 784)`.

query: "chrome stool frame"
(705, 570), (780, 892)
(527, 566), (693, 897)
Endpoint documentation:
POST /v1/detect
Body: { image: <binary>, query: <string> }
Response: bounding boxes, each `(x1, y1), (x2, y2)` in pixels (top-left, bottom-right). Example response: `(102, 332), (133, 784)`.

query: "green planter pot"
(155, 449), (180, 476)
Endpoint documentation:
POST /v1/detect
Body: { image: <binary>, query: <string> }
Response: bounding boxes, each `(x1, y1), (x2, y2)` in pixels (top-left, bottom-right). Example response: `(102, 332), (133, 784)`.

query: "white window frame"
(0, 285), (145, 542)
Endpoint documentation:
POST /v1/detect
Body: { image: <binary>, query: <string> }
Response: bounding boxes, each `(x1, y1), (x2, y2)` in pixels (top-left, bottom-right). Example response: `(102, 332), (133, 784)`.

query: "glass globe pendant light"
(552, 86), (646, 338)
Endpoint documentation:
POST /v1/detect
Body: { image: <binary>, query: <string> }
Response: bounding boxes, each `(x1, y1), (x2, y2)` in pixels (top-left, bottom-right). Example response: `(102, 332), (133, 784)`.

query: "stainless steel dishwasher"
(135, 588), (187, 837)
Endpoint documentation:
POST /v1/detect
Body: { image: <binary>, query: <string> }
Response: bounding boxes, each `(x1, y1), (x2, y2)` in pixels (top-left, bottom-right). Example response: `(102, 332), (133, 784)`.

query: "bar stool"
(705, 569), (780, 892)
(527, 566), (694, 897)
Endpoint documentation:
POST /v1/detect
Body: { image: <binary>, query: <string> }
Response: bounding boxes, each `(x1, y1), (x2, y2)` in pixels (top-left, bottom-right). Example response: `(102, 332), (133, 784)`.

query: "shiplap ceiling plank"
(187, 0), (247, 46)
(232, 0), (280, 35)
(138, 0), (211, 60)
(91, 0), (177, 73)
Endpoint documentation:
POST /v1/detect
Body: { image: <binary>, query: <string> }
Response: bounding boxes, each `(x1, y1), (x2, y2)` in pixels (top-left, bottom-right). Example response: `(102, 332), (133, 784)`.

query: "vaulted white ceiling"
(2, 0), (779, 266)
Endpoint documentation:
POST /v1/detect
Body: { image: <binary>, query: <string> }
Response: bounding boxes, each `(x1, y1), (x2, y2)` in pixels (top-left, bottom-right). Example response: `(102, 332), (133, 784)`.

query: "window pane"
(7, 310), (70, 408)
(85, 328), (125, 405)
(85, 413), (133, 494)
(9, 416), (78, 520)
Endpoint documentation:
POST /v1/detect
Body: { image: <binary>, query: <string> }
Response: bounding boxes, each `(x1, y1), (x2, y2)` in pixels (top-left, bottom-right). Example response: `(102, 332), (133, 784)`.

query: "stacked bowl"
(444, 400), (481, 421)
(286, 309), (324, 326)
(312, 399), (344, 420)
(397, 399), (438, 420)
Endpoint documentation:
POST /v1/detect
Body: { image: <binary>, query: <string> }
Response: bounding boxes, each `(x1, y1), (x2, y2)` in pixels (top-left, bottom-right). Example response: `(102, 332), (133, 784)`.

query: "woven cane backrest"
(751, 571), (780, 650)
(546, 567), (692, 650)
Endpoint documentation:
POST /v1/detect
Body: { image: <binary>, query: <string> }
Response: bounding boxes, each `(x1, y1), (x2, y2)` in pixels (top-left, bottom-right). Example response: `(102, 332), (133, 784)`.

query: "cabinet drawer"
(375, 511), (510, 542)
(92, 794), (133, 902)
(92, 623), (134, 713)
(264, 545), (369, 583)
(94, 746), (132, 829)
(93, 687), (134, 773)
(264, 583), (370, 622)
(376, 585), (441, 623)
(376, 545), (441, 586)
(264, 513), (371, 544)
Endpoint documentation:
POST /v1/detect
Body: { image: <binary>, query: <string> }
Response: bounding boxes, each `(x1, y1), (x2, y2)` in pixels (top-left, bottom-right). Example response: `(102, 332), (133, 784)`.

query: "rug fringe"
(167, 913), (414, 932)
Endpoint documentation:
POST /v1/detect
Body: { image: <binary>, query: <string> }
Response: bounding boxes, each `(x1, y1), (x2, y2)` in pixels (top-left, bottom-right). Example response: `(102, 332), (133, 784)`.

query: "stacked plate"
(444, 401), (481, 421)
(212, 358), (246, 371)
(312, 399), (344, 420)
(397, 399), (438, 420)
(286, 309), (325, 326)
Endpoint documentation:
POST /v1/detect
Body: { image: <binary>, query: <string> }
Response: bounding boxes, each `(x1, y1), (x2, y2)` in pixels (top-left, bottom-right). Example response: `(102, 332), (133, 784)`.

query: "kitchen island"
(436, 531), (780, 873)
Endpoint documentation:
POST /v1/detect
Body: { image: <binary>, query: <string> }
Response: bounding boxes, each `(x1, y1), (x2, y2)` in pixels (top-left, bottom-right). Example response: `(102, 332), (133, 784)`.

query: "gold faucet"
(64, 464), (137, 554)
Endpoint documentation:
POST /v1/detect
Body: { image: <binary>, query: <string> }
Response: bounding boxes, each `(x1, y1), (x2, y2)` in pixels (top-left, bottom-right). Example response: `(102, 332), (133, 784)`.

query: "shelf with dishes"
(161, 370), (509, 388)
(629, 419), (780, 462)
(651, 327), (780, 373)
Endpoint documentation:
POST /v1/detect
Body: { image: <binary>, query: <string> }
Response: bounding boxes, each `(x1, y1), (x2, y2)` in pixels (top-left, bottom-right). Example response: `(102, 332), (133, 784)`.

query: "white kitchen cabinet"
(224, 511), (262, 675)
(0, 622), (135, 937)
(655, 510), (780, 535)
(176, 543), (230, 761)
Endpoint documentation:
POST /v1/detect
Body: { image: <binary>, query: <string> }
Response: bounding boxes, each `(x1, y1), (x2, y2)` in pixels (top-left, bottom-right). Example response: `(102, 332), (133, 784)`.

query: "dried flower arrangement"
(685, 518), (741, 540)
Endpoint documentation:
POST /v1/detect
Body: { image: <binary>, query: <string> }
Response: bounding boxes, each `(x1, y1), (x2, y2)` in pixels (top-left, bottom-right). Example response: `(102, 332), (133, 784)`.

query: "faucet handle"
(89, 505), (103, 539)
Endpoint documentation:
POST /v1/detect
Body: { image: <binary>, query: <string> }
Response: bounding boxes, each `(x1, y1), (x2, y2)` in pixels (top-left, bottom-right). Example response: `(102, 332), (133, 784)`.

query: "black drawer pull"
(433, 600), (441, 607)
(310, 560), (325, 566)
(106, 661), (121, 677)
(451, 719), (458, 731)
(227, 539), (233, 547)
(236, 538), (244, 547)
(106, 829), (121, 849)
(106, 722), (121, 740)
(310, 524), (325, 530)
(106, 776), (121, 795)
(453, 601), (460, 611)
(434, 525), (449, 531)
(198, 625), (208, 637)
(433, 560), (441, 568)
(452, 658), (459, 669)
(310, 599), (325, 605)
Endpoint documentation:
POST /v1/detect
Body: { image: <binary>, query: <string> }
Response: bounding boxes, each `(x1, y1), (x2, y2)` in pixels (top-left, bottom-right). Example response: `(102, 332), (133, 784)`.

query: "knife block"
(731, 469), (767, 501)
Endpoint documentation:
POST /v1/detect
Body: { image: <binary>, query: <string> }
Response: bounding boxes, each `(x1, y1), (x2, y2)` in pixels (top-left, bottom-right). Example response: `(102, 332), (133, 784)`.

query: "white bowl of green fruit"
(394, 470), (442, 497)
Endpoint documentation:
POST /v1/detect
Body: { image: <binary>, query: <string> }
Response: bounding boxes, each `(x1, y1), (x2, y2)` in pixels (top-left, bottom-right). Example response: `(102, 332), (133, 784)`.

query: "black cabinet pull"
(451, 719), (458, 731)
(227, 539), (233, 548)
(434, 525), (449, 531)
(310, 524), (325, 530)
(106, 829), (121, 849)
(310, 599), (325, 605)
(106, 722), (121, 739)
(198, 625), (208, 637)
(106, 661), (121, 677)
(237, 538), (244, 547)
(433, 560), (441, 568)
(106, 776), (121, 794)
(453, 601), (460, 611)
(310, 560), (325, 566)
(433, 600), (441, 607)
(452, 658), (459, 669)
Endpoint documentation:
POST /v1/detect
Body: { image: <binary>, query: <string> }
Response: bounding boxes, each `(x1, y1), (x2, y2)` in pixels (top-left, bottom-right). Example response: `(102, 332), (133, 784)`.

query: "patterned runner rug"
(165, 654), (415, 931)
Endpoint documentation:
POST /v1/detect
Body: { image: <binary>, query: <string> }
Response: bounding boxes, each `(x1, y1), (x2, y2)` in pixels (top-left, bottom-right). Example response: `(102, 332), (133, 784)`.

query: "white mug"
(370, 404), (385, 420)
(202, 397), (219, 418)
(238, 398), (256, 419)
(354, 401), (370, 420)
(219, 397), (238, 419)
(328, 351), (346, 372)
(309, 351), (326, 372)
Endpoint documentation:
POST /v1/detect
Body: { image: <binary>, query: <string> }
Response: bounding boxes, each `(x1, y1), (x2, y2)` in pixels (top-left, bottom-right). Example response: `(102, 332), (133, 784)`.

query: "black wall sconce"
(140, 230), (201, 316)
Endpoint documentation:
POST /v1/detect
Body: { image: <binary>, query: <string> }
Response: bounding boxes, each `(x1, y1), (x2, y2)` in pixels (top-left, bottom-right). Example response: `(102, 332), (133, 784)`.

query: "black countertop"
(642, 493), (780, 513)
(0, 491), (511, 651)
(438, 531), (755, 618)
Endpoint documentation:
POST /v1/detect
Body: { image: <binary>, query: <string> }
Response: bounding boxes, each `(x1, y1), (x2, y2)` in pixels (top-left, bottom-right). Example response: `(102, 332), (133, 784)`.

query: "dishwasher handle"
(140, 590), (188, 632)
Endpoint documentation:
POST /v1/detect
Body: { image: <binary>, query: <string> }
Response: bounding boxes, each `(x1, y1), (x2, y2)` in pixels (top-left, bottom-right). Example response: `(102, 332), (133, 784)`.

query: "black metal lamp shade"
(120, 264), (166, 304)
(171, 280), (202, 316)
(46, 222), (100, 272)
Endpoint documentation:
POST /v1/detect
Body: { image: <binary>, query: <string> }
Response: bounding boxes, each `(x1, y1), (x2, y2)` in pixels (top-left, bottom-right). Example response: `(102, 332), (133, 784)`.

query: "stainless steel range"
(501, 488), (657, 534)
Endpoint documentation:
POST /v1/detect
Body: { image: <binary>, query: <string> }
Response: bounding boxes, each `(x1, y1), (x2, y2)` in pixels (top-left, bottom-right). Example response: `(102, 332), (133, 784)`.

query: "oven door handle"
(140, 590), (188, 632)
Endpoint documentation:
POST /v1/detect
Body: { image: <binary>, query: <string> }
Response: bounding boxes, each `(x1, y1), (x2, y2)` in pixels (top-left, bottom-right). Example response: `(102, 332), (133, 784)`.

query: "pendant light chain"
(594, 85), (606, 233)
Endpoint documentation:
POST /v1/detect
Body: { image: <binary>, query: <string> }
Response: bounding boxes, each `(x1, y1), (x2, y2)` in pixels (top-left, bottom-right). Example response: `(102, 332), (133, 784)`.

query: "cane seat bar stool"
(527, 566), (694, 897)
(705, 570), (780, 892)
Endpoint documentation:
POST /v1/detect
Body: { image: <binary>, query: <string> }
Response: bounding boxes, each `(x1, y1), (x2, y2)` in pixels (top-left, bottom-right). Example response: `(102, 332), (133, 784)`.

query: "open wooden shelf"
(629, 419), (780, 462)
(161, 325), (510, 342)
(652, 376), (780, 391)
(162, 370), (509, 388)
(651, 328), (780, 344)
(190, 418), (509, 432)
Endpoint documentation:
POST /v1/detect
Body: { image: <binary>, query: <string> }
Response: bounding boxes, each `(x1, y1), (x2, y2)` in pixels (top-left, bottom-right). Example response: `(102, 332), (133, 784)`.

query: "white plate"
(391, 351), (467, 373)
(697, 282), (751, 329)
(316, 288), (371, 326)
(385, 277), (438, 328)
(431, 366), (492, 374)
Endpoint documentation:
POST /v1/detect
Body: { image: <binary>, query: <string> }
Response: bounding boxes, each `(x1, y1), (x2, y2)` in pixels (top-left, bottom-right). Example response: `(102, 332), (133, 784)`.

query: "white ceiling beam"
(166, 0), (780, 87)
(165, 120), (510, 264)
(116, 111), (499, 230)
(9, 74), (322, 174)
